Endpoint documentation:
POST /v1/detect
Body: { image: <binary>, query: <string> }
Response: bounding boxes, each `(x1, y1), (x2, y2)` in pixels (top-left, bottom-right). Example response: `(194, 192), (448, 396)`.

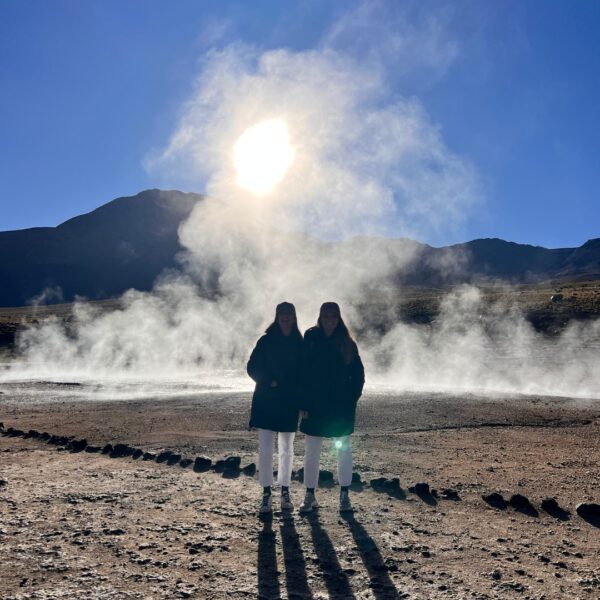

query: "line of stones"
(0, 421), (452, 496)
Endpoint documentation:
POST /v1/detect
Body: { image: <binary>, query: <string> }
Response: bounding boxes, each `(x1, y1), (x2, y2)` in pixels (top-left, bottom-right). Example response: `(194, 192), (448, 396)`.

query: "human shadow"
(342, 513), (402, 600)
(258, 513), (280, 600)
(304, 512), (356, 599)
(280, 514), (313, 599)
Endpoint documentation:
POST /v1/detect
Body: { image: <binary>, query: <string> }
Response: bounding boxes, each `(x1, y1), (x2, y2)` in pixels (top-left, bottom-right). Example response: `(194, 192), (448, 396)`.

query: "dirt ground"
(1, 387), (599, 599)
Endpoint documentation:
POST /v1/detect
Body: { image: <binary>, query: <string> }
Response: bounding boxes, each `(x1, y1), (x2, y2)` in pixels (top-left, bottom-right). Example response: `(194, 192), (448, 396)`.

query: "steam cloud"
(3, 7), (599, 399)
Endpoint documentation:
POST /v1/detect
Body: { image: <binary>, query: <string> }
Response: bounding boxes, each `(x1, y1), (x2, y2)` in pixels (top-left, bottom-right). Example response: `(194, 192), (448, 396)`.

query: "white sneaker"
(259, 493), (272, 514)
(339, 489), (353, 513)
(299, 491), (319, 513)
(280, 490), (294, 511)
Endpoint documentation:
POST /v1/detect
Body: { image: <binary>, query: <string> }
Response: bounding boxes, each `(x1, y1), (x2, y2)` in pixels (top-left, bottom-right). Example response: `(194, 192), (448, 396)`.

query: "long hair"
(265, 319), (302, 340)
(317, 307), (357, 364)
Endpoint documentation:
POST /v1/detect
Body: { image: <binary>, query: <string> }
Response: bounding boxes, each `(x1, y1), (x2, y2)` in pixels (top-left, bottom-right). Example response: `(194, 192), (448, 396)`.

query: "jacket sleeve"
(247, 336), (273, 386)
(348, 345), (365, 402)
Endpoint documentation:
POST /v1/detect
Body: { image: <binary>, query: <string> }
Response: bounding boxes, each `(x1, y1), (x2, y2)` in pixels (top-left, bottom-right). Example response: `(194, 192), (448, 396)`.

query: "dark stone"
(101, 444), (113, 455)
(509, 494), (538, 517)
(103, 528), (126, 535)
(0, 479), (7, 487)
(409, 482), (436, 505)
(294, 467), (304, 482)
(131, 449), (143, 460)
(441, 488), (461, 501)
(193, 456), (212, 472)
(576, 503), (600, 527)
(156, 450), (173, 464)
(410, 482), (430, 495)
(70, 439), (87, 453)
(319, 470), (334, 486)
(179, 458), (193, 468)
(25, 430), (40, 439)
(9, 429), (25, 437)
(0, 422), (3, 430)
(166, 454), (181, 466)
(351, 472), (362, 484)
(39, 432), (50, 441)
(541, 497), (570, 521)
(370, 477), (388, 490)
(142, 452), (156, 461)
(85, 446), (101, 453)
(483, 492), (508, 510)
(242, 463), (257, 476)
(110, 444), (135, 459)
(213, 459), (225, 473)
(224, 456), (241, 469)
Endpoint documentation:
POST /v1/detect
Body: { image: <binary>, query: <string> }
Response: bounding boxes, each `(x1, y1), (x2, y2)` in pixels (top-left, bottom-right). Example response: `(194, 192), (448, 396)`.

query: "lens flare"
(335, 440), (343, 450)
(233, 118), (295, 195)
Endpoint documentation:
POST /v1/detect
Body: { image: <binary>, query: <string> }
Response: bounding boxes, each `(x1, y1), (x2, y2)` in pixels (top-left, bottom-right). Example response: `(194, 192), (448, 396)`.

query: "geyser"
(233, 118), (295, 195)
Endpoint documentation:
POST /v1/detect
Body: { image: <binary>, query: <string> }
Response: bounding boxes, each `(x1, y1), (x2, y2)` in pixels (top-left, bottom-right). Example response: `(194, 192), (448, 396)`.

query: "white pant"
(303, 435), (352, 488)
(258, 429), (295, 487)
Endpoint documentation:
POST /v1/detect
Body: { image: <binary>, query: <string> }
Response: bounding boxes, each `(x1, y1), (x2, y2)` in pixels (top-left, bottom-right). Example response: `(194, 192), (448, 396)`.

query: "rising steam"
(2, 11), (599, 399)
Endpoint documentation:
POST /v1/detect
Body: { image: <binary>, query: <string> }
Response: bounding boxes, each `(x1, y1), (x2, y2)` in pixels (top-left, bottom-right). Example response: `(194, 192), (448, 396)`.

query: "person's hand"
(299, 410), (309, 419)
(270, 380), (278, 388)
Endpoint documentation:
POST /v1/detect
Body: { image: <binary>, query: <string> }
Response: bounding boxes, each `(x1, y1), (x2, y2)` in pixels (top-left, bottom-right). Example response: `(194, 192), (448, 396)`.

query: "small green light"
(334, 440), (343, 450)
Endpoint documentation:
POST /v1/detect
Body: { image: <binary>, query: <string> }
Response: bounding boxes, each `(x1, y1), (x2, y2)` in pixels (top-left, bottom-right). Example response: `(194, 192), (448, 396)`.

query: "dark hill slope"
(0, 190), (201, 306)
(0, 189), (598, 307)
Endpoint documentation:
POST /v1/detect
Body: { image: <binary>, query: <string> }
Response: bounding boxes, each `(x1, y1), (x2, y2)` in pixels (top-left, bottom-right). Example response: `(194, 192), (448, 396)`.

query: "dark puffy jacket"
(247, 329), (303, 432)
(299, 326), (365, 438)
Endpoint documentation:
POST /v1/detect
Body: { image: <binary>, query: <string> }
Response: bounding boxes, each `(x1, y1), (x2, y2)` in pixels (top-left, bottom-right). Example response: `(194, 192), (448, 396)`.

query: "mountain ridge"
(0, 189), (598, 307)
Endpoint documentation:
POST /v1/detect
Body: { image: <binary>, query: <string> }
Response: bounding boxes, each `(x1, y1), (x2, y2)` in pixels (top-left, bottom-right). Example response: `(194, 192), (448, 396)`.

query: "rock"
(383, 478), (401, 492)
(193, 456), (212, 473)
(483, 492), (508, 509)
(70, 439), (87, 453)
(0, 422), (3, 430)
(441, 488), (460, 501)
(491, 569), (502, 580)
(0, 479), (7, 487)
(131, 448), (143, 460)
(319, 469), (334, 484)
(166, 454), (182, 466)
(101, 444), (113, 455)
(156, 450), (173, 464)
(509, 494), (538, 517)
(224, 456), (241, 470)
(541, 497), (570, 520)
(179, 458), (193, 468)
(294, 467), (304, 482)
(85, 446), (101, 453)
(242, 463), (257, 476)
(39, 432), (51, 441)
(103, 528), (126, 535)
(410, 482), (430, 495)
(24, 430), (40, 439)
(370, 477), (388, 490)
(351, 472), (362, 484)
(9, 428), (25, 437)
(110, 444), (135, 459)
(143, 452), (157, 461)
(213, 459), (225, 473)
(576, 503), (600, 526)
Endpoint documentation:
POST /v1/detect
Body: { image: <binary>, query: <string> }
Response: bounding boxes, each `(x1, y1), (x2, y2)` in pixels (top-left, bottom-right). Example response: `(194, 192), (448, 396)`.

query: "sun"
(233, 118), (295, 195)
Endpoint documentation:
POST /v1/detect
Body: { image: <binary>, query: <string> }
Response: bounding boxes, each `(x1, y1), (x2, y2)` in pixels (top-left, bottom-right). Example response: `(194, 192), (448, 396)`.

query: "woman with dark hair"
(299, 302), (365, 513)
(247, 302), (303, 513)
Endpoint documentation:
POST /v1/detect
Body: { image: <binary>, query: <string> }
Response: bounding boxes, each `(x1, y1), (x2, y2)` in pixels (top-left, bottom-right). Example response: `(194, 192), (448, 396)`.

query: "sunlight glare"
(233, 118), (295, 195)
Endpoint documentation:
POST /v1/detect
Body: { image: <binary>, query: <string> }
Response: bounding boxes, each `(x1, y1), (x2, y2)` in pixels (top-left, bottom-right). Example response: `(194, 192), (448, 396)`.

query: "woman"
(299, 302), (365, 513)
(247, 302), (303, 513)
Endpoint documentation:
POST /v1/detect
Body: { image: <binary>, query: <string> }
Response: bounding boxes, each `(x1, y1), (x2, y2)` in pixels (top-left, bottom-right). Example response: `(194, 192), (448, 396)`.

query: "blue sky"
(1, 0), (598, 248)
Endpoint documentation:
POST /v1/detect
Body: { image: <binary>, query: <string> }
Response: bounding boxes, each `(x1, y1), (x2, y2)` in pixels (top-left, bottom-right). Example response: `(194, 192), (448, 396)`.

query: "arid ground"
(1, 384), (599, 600)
